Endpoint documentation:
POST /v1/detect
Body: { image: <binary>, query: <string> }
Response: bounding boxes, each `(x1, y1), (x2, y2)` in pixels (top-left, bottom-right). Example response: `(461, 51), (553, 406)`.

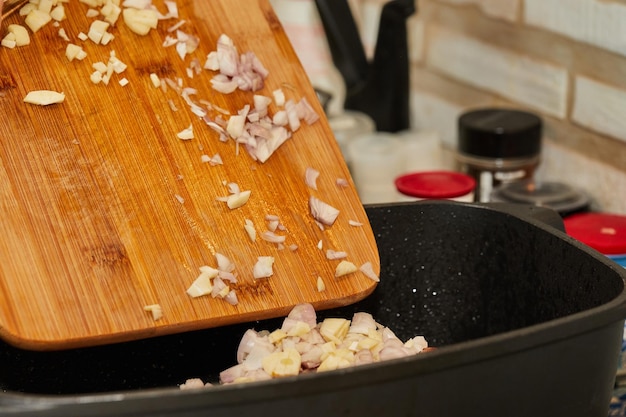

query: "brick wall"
(353, 0), (626, 213)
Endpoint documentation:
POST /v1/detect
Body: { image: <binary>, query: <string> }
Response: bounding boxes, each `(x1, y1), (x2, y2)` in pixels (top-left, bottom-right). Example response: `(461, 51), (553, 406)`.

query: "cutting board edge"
(0, 280), (379, 351)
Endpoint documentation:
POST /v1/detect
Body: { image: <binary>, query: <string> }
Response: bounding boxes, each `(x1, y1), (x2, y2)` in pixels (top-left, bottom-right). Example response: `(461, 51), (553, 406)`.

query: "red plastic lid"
(564, 212), (626, 255)
(395, 171), (476, 199)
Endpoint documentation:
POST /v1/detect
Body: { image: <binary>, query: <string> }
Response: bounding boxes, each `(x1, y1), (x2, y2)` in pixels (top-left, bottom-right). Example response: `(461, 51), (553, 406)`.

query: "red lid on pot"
(395, 171), (476, 199)
(564, 212), (626, 255)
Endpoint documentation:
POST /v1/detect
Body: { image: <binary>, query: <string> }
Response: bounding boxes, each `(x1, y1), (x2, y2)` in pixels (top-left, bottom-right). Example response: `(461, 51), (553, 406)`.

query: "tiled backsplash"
(352, 0), (626, 214)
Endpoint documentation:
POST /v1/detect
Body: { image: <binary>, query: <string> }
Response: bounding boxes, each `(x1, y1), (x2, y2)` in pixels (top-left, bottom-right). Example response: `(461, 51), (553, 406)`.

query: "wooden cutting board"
(0, 0), (379, 350)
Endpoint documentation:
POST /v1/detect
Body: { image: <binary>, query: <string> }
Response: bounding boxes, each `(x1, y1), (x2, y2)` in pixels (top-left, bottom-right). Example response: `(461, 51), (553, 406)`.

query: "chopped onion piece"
(319, 318), (350, 345)
(226, 114), (246, 138)
(359, 262), (380, 282)
(122, 0), (152, 8)
(262, 348), (301, 377)
(227, 190), (251, 209)
(244, 219), (257, 242)
(23, 90), (65, 106)
(273, 88), (285, 106)
(224, 290), (239, 306)
(87, 19), (110, 44)
(168, 19), (185, 32)
(180, 378), (206, 390)
(177, 124), (194, 140)
(186, 270), (215, 298)
(304, 167), (320, 190)
(253, 94), (272, 114)
(253, 256), (275, 279)
(336, 178), (349, 188)
(261, 231), (286, 244)
(205, 120), (225, 135)
(109, 55), (127, 73)
(189, 58), (202, 75)
(143, 304), (163, 321)
(295, 97), (320, 125)
(163, 35), (177, 47)
(1, 36), (16, 49)
(267, 219), (279, 232)
(93, 61), (107, 73)
(285, 100), (300, 132)
(335, 260), (358, 278)
(247, 112), (260, 123)
(100, 1), (120, 25)
(211, 276), (230, 298)
(316, 277), (326, 292)
(25, 9), (52, 32)
(215, 253), (235, 273)
(65, 43), (86, 61)
(122, 7), (159, 36)
(348, 220), (363, 227)
(90, 71), (103, 84)
(208, 153), (223, 166)
(149, 73), (161, 88)
(175, 41), (187, 60)
(39, 0), (53, 15)
(272, 110), (287, 126)
(218, 270), (238, 283)
(215, 33), (238, 76)
(6, 24), (30, 46)
(101, 31), (115, 45)
(204, 51), (219, 70)
(163, 0), (179, 18)
(19, 2), (35, 16)
(326, 250), (347, 260)
(199, 265), (220, 277)
(309, 196), (339, 226)
(227, 182), (241, 194)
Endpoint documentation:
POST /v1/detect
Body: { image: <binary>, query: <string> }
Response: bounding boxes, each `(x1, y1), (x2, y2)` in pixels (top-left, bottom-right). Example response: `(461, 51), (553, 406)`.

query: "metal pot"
(1, 201), (625, 417)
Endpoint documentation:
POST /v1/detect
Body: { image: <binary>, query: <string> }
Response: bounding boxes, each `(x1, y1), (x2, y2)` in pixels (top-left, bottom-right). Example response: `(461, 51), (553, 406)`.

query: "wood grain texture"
(0, 0), (379, 350)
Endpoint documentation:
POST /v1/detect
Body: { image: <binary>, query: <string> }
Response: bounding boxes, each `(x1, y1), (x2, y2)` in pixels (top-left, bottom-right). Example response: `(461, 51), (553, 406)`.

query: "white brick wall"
(407, 17), (425, 63)
(409, 90), (467, 148)
(437, 0), (520, 22)
(359, 0), (385, 59)
(426, 26), (569, 118)
(572, 76), (626, 144)
(525, 0), (626, 58)
(538, 141), (626, 214)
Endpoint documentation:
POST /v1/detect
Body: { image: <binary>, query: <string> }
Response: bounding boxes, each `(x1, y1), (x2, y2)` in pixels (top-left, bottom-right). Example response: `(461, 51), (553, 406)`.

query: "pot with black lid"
(457, 108), (542, 202)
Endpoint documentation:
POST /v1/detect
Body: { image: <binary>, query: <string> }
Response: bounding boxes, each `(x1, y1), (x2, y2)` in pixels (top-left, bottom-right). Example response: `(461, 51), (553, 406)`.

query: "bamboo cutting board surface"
(0, 0), (379, 350)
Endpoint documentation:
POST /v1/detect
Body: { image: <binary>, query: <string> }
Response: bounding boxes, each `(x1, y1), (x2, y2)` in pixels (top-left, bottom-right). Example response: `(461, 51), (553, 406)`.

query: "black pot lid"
(491, 181), (590, 215)
(458, 108), (542, 159)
